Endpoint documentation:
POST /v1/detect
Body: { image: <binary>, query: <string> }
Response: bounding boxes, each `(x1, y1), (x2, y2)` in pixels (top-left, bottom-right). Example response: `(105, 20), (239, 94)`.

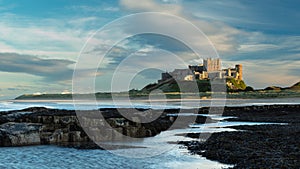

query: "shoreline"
(10, 98), (234, 102)
(8, 97), (300, 103)
(181, 104), (300, 168)
(1, 104), (300, 168)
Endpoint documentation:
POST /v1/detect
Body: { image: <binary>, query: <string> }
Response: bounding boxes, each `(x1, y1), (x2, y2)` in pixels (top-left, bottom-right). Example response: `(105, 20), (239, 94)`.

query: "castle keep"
(159, 58), (242, 83)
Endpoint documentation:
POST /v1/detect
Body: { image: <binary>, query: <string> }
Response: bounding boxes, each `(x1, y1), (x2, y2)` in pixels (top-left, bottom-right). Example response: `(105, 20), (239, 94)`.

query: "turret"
(235, 64), (243, 80)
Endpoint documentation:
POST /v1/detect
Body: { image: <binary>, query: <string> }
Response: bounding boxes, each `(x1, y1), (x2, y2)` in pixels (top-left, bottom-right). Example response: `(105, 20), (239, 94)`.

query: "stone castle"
(159, 58), (242, 83)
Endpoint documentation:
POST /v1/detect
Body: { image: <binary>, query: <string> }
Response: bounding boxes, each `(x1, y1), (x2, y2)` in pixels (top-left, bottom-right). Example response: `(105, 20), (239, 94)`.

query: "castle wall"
(158, 58), (242, 82)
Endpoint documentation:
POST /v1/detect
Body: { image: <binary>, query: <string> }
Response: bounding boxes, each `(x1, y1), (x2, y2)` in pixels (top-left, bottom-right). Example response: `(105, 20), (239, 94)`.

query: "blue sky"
(0, 0), (299, 99)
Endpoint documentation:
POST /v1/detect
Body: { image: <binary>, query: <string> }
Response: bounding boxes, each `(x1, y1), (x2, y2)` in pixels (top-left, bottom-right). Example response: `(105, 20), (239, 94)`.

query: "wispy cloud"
(68, 16), (99, 26)
(104, 7), (119, 12)
(0, 53), (75, 81)
(239, 44), (279, 52)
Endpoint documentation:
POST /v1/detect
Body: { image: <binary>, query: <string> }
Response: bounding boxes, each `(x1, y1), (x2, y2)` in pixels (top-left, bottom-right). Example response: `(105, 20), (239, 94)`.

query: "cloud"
(5, 85), (32, 92)
(239, 44), (279, 52)
(86, 33), (203, 77)
(120, 0), (182, 14)
(68, 16), (99, 26)
(0, 25), (79, 52)
(119, 0), (248, 55)
(119, 0), (300, 60)
(225, 36), (300, 62)
(239, 34), (300, 52)
(104, 7), (119, 12)
(0, 53), (75, 81)
(7, 88), (18, 91)
(68, 4), (120, 13)
(185, 0), (300, 33)
(0, 13), (93, 60)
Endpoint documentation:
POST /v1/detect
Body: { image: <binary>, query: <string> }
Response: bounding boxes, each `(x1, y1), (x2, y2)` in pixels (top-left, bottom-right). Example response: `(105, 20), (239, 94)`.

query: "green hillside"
(142, 79), (212, 93)
(142, 78), (247, 93)
(289, 82), (300, 91)
(226, 78), (247, 91)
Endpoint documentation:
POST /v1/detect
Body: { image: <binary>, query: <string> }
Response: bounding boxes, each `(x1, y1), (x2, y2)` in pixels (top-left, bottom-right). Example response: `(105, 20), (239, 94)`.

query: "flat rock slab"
(0, 122), (42, 134)
(0, 122), (42, 146)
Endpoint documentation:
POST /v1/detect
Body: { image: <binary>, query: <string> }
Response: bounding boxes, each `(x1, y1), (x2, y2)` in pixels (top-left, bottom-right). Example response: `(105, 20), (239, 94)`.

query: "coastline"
(9, 97), (300, 103)
(181, 104), (300, 168)
(1, 103), (300, 168)
(11, 98), (230, 102)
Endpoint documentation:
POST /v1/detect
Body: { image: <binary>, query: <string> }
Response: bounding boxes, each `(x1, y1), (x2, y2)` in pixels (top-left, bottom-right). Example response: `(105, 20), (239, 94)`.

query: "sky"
(0, 0), (299, 99)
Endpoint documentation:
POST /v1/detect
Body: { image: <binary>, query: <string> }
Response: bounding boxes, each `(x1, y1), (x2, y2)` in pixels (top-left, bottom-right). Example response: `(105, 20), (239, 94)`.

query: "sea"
(0, 98), (299, 169)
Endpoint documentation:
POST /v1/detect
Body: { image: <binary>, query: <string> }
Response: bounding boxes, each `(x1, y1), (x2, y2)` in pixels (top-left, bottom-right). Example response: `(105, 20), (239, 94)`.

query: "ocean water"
(0, 98), (298, 169)
(1, 97), (300, 111)
(0, 121), (232, 169)
(0, 145), (231, 169)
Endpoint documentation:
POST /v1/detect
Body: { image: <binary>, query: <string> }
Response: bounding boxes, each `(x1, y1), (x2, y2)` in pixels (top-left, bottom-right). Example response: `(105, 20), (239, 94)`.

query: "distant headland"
(15, 58), (300, 100)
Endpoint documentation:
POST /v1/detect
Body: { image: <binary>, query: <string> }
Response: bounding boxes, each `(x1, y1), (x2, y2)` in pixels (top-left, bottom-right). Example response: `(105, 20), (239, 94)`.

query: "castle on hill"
(158, 58), (242, 83)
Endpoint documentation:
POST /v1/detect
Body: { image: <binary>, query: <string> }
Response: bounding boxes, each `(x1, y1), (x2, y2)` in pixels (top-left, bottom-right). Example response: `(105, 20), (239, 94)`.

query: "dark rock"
(0, 107), (178, 148)
(182, 104), (300, 169)
(0, 122), (42, 146)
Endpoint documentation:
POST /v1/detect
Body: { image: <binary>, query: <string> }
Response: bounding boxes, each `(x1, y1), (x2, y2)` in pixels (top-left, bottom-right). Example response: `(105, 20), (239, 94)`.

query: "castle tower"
(235, 64), (243, 80)
(203, 58), (221, 72)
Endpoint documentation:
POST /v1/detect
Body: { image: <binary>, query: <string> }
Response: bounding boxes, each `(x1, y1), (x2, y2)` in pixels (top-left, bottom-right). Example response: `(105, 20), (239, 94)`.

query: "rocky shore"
(181, 104), (300, 169)
(1, 104), (300, 168)
(0, 107), (174, 148)
(0, 107), (216, 148)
